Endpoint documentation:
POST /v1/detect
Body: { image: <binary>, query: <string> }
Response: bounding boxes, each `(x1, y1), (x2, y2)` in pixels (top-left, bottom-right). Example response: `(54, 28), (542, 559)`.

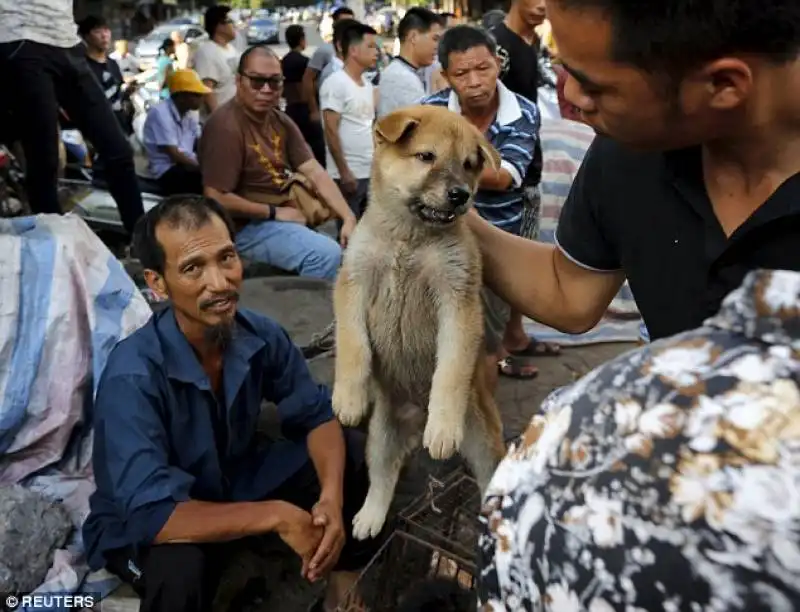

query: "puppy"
(332, 105), (507, 541)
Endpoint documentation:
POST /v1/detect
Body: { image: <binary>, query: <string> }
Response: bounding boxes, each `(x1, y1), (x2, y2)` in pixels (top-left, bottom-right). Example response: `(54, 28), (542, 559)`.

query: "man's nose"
(205, 265), (229, 291)
(447, 185), (471, 207)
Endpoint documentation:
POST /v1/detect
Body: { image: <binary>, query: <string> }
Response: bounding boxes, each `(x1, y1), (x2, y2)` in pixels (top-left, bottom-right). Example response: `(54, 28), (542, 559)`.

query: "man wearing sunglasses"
(200, 46), (356, 282)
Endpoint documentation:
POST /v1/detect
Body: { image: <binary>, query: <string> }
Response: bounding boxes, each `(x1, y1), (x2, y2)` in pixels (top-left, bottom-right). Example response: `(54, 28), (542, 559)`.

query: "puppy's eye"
(415, 151), (436, 163)
(464, 158), (475, 171)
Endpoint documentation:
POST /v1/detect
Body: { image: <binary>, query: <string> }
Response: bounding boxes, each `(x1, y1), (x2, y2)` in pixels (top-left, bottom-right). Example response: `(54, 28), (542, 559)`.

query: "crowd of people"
(1, 0), (800, 610)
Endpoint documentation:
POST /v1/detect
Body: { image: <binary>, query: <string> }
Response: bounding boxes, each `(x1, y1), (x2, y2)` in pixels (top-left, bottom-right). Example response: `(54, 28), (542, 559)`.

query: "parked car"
(247, 18), (280, 44)
(133, 23), (207, 70)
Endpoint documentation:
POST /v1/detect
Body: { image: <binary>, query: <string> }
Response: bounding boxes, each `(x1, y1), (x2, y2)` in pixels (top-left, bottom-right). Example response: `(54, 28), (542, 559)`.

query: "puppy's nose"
(447, 186), (470, 207)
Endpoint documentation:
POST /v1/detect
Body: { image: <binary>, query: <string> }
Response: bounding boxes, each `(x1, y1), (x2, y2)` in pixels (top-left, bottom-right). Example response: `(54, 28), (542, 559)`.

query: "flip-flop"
(497, 356), (539, 379)
(509, 339), (561, 358)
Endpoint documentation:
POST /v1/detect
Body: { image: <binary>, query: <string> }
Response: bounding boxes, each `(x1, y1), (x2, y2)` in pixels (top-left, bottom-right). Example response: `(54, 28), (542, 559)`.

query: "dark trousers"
(104, 431), (381, 612)
(0, 41), (144, 233)
(158, 164), (204, 196)
(285, 102), (326, 168)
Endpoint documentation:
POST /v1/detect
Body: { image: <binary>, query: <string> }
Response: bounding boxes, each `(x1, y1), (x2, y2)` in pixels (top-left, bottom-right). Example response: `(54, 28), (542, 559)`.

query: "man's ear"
(375, 110), (420, 145)
(477, 138), (501, 171)
(143, 269), (168, 301)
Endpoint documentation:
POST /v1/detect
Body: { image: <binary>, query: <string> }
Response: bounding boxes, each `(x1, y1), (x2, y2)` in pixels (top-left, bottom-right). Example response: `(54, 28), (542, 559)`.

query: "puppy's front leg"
(423, 292), (483, 460)
(332, 269), (372, 427)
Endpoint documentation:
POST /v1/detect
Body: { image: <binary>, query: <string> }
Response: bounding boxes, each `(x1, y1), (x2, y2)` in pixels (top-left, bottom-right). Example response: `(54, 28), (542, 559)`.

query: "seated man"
(478, 269), (800, 609)
(82, 195), (378, 612)
(423, 25), (541, 386)
(200, 46), (356, 281)
(142, 70), (208, 195)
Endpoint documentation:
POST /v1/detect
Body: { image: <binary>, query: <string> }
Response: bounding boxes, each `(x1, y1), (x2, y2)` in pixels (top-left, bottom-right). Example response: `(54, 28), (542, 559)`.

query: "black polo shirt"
(555, 136), (800, 341)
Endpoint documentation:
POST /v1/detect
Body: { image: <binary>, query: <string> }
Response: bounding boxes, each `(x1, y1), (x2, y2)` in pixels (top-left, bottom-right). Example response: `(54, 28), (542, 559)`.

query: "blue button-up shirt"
(423, 81), (541, 234)
(82, 307), (333, 570)
(142, 98), (201, 178)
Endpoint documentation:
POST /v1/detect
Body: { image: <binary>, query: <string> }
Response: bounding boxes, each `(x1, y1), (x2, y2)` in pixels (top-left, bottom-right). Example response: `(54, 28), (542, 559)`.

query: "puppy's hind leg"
(352, 383), (421, 541)
(459, 382), (506, 494)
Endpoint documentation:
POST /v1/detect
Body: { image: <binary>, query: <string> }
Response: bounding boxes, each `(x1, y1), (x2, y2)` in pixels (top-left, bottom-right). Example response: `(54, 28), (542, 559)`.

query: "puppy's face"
(372, 106), (501, 228)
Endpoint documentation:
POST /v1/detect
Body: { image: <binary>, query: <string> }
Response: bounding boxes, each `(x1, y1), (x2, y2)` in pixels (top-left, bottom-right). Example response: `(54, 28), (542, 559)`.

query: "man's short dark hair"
(340, 22), (377, 58)
(397, 7), (443, 42)
(332, 19), (358, 53)
(237, 44), (278, 74)
(77, 15), (107, 38)
(438, 25), (496, 71)
(555, 0), (800, 74)
(332, 6), (355, 21)
(204, 4), (231, 38)
(132, 195), (236, 275)
(285, 24), (305, 49)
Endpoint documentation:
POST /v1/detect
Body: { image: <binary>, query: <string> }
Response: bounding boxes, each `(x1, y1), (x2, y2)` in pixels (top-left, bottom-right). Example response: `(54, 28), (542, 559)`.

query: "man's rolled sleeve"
(92, 374), (194, 548)
(554, 137), (622, 272)
(497, 128), (536, 189)
(261, 320), (334, 439)
(319, 78), (344, 114)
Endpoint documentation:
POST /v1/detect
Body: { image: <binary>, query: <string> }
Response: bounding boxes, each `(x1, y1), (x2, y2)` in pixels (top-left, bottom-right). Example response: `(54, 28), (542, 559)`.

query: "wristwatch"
(267, 205), (276, 221)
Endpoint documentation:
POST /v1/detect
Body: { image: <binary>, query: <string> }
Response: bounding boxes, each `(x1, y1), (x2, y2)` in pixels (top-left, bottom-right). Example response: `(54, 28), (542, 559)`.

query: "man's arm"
(296, 158), (354, 223)
(306, 420), (346, 504)
(466, 138), (625, 334)
(322, 110), (352, 178)
(302, 67), (321, 119)
(202, 81), (220, 113)
(159, 146), (199, 168)
(483, 122), (535, 192)
(91, 373), (294, 546)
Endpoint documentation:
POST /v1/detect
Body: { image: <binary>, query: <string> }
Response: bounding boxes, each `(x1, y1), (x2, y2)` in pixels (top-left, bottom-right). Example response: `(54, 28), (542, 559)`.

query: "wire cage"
(335, 467), (482, 611)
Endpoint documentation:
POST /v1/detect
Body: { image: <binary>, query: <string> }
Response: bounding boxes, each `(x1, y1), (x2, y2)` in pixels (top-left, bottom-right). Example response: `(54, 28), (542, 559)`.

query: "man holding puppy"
(83, 196), (377, 612)
(423, 25), (541, 388)
(200, 45), (356, 281)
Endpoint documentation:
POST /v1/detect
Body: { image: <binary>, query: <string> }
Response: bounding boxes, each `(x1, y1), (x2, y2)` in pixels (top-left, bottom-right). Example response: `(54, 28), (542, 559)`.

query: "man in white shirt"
(320, 23), (379, 226)
(301, 7), (354, 125)
(0, 0), (144, 234)
(377, 7), (442, 118)
(192, 4), (241, 114)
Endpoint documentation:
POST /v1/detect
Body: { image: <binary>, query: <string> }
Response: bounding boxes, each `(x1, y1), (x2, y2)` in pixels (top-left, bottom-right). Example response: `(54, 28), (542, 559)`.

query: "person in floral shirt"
(478, 269), (800, 611)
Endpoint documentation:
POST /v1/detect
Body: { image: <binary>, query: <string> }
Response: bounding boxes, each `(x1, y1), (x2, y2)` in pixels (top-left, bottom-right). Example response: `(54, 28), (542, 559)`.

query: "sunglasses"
(241, 73), (284, 91)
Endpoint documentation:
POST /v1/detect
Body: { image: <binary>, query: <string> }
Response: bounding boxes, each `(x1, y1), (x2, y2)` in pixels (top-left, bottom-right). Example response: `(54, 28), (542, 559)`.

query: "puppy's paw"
(332, 382), (369, 427)
(423, 412), (465, 460)
(352, 501), (387, 541)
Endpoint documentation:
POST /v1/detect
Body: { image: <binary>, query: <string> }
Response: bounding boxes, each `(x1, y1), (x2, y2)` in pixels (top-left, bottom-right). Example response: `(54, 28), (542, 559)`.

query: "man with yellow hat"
(142, 69), (210, 195)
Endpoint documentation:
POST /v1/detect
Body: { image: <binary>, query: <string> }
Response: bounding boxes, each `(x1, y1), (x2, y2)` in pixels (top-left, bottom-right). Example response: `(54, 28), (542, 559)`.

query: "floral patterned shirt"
(478, 269), (800, 611)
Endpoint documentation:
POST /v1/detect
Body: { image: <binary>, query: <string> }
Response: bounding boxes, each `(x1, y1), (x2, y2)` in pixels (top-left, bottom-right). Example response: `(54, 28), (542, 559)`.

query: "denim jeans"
(235, 220), (342, 281)
(0, 41), (144, 233)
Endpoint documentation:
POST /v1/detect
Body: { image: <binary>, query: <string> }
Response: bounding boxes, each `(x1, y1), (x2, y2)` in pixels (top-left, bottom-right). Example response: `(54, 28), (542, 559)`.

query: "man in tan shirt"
(200, 46), (356, 280)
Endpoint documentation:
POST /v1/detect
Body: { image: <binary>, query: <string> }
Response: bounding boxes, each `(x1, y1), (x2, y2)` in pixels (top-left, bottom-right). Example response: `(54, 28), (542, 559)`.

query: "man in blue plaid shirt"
(423, 24), (542, 387)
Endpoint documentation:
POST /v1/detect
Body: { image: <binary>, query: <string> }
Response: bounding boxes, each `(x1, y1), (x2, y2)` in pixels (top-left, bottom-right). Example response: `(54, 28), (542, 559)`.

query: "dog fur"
(332, 105), (507, 541)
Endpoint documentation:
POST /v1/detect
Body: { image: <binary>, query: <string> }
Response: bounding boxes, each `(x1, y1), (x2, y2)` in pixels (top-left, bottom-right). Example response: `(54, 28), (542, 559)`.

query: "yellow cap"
(168, 69), (211, 95)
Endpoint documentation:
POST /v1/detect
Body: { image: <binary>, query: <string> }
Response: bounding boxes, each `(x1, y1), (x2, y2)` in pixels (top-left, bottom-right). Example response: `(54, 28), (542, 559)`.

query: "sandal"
(497, 356), (539, 379)
(509, 338), (561, 358)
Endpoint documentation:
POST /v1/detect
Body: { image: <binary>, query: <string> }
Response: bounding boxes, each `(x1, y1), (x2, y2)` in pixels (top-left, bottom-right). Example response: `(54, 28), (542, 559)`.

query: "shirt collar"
(156, 307), (266, 389)
(706, 269), (800, 351)
(447, 80), (522, 127)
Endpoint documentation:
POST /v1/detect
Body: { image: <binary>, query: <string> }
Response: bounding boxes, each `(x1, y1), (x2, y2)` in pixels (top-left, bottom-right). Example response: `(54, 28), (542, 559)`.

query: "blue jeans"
(235, 220), (342, 281)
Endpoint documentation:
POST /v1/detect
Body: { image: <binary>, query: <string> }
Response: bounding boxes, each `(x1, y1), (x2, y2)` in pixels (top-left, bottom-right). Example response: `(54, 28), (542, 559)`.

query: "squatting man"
(82, 196), (379, 612)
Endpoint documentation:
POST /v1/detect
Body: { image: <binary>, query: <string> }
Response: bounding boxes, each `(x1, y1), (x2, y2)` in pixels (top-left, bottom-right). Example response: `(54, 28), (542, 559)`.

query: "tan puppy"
(332, 105), (507, 541)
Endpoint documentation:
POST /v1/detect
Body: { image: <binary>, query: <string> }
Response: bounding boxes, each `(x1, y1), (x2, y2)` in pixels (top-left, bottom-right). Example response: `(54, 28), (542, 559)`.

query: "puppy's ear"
(477, 138), (502, 171)
(375, 111), (420, 144)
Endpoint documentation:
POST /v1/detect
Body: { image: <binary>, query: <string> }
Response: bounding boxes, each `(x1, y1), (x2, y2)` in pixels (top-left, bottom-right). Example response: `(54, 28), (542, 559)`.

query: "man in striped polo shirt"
(423, 24), (541, 391)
